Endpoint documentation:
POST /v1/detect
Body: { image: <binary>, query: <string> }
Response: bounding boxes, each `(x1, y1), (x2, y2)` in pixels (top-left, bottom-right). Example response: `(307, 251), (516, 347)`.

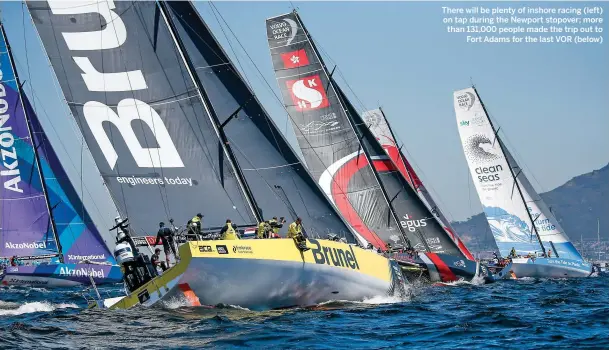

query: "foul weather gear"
(220, 222), (239, 240)
(257, 222), (271, 239)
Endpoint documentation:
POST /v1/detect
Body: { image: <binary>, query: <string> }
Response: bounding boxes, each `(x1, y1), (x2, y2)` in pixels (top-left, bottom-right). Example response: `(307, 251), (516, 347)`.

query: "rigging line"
(197, 5), (371, 239)
(241, 162), (302, 171)
(65, 92), (197, 108)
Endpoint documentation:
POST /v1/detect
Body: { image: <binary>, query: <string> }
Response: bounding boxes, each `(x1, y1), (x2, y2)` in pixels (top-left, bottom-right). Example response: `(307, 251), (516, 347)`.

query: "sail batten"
(454, 87), (583, 261)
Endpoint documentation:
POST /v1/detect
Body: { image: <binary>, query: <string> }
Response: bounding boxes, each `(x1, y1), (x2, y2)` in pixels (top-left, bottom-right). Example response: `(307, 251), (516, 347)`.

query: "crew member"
(113, 216), (138, 256)
(155, 222), (178, 267)
(287, 217), (309, 251)
(187, 213), (204, 240)
(547, 249), (552, 258)
(220, 219), (239, 240)
(150, 248), (167, 273)
(257, 220), (271, 239)
(268, 216), (285, 238)
(510, 247), (517, 258)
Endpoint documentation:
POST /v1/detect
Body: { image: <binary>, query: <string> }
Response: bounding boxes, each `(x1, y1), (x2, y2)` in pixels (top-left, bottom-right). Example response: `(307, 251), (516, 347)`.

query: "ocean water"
(1, 276), (608, 349)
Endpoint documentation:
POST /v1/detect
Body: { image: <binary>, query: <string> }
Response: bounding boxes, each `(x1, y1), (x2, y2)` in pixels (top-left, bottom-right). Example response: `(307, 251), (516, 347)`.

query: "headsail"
(362, 109), (475, 260)
(161, 2), (356, 240)
(454, 87), (583, 260)
(26, 95), (115, 263)
(28, 1), (257, 234)
(266, 11), (463, 256)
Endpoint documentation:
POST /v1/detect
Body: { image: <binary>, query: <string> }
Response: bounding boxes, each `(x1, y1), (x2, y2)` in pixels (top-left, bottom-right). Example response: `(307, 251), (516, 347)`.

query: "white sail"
(454, 88), (543, 257)
(454, 87), (583, 261)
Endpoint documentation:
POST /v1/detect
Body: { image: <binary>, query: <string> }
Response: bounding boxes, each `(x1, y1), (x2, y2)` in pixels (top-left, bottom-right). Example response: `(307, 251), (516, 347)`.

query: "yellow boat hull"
(99, 238), (404, 311)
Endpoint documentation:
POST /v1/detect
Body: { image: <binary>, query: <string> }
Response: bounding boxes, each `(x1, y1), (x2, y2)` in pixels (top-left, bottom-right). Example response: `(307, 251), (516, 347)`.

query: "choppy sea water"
(1, 276), (608, 349)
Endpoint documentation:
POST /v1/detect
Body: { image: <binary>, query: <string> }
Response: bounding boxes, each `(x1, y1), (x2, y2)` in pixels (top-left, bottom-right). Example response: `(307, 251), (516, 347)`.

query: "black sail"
(27, 1), (256, 234)
(266, 11), (463, 256)
(163, 2), (355, 240)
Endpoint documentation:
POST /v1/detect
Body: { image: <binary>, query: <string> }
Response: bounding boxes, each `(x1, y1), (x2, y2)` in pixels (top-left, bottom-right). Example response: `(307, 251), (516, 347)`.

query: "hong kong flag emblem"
(280, 49), (310, 69)
(285, 75), (329, 111)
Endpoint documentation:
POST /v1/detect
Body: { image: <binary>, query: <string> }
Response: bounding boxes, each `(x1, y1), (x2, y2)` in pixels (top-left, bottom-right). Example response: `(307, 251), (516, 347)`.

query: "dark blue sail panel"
(0, 28), (58, 258)
(163, 1), (356, 240)
(25, 95), (115, 263)
(27, 1), (256, 233)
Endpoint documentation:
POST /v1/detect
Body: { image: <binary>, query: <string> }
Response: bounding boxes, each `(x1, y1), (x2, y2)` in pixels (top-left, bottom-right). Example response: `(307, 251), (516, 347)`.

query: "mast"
(473, 86), (547, 256)
(156, 1), (262, 223)
(0, 21), (63, 262)
(293, 11), (413, 250)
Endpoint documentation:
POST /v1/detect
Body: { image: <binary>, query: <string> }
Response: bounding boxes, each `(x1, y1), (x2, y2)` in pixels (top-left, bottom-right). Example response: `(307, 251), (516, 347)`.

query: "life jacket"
(257, 222), (268, 238)
(268, 219), (279, 234)
(222, 223), (239, 240)
(287, 222), (301, 238)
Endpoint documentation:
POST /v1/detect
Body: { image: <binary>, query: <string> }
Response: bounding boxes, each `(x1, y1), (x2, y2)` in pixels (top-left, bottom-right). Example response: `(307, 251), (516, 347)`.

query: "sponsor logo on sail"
(456, 91), (475, 110)
(475, 164), (503, 183)
(280, 49), (310, 69)
(5, 241), (47, 250)
(400, 214), (427, 232)
(59, 266), (105, 279)
(464, 134), (501, 164)
(0, 65), (23, 194)
(299, 120), (340, 135)
(309, 239), (360, 270)
(47, 1), (184, 170)
(286, 75), (329, 111)
(269, 17), (298, 46)
(459, 120), (470, 127)
(216, 245), (229, 255)
(232, 245), (253, 254)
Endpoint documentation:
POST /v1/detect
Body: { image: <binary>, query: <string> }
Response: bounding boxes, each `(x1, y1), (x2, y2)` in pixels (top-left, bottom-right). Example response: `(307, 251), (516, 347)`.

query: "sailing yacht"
(0, 21), (121, 287)
(453, 86), (592, 278)
(27, 1), (408, 310)
(266, 11), (505, 283)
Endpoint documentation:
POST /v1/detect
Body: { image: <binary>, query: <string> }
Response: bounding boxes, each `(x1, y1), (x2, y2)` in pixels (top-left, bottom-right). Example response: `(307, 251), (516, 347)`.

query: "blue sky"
(1, 1), (607, 235)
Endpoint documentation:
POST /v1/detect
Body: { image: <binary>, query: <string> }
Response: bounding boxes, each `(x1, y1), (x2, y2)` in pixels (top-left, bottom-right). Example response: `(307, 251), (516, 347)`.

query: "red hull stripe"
(425, 253), (458, 282)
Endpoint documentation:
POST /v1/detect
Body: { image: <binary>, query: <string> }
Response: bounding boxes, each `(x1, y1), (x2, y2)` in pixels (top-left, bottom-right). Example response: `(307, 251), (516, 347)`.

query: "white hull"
(510, 257), (592, 278)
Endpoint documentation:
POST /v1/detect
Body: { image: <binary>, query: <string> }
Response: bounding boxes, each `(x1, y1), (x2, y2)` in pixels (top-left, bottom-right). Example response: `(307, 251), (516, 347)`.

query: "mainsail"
(362, 108), (475, 260)
(29, 1), (356, 241)
(28, 0), (258, 234)
(266, 11), (463, 256)
(454, 87), (583, 260)
(0, 22), (59, 259)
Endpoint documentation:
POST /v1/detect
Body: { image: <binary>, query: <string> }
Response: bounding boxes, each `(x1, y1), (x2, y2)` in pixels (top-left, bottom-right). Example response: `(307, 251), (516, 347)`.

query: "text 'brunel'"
(48, 0), (183, 169)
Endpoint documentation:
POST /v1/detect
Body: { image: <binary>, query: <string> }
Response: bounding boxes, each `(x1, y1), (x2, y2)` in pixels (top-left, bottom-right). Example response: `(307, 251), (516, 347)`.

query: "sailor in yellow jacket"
(220, 219), (239, 240)
(257, 221), (271, 239)
(287, 217), (309, 251)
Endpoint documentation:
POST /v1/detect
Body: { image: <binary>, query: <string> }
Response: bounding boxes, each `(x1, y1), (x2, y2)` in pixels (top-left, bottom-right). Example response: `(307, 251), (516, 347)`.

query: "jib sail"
(161, 2), (355, 240)
(0, 22), (58, 259)
(27, 94), (115, 263)
(454, 87), (583, 260)
(363, 108), (474, 260)
(28, 1), (257, 234)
